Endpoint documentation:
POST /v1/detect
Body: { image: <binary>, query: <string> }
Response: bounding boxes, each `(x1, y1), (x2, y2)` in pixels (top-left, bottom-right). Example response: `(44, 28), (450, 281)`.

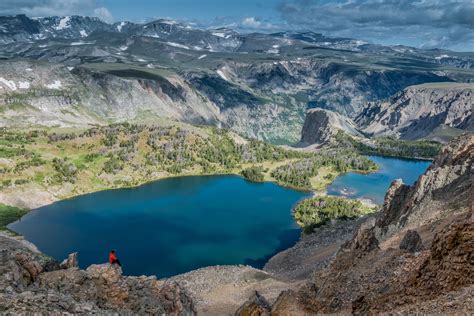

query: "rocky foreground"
(0, 134), (472, 315)
(0, 234), (195, 314)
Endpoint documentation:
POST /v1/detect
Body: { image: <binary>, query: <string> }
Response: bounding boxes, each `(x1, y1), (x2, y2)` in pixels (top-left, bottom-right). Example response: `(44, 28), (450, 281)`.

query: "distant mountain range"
(1, 14), (473, 143)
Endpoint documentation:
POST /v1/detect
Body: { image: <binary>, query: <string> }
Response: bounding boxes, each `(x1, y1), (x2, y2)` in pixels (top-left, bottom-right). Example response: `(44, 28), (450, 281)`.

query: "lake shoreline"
(0, 160), (355, 210)
(3, 154), (431, 286)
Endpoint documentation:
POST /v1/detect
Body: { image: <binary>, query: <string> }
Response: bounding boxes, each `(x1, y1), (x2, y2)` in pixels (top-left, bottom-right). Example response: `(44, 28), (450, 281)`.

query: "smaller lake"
(327, 155), (431, 204)
(9, 175), (309, 278)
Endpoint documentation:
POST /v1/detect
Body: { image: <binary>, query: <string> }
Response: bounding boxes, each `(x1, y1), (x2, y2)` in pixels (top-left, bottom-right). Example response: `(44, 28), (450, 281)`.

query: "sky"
(1, 0), (473, 51)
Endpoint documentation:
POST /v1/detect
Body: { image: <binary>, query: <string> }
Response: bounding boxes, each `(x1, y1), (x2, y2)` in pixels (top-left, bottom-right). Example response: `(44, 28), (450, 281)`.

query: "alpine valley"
(0, 13), (473, 316)
(0, 15), (472, 143)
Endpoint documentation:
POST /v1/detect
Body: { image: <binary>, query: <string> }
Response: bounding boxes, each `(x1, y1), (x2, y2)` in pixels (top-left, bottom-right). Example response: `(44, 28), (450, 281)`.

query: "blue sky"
(1, 0), (473, 51)
(98, 0), (281, 22)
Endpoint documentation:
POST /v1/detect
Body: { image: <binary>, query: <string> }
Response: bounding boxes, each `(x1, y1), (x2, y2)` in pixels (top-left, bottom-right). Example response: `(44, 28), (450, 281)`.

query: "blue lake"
(9, 156), (431, 278)
(327, 155), (431, 204)
(9, 175), (309, 278)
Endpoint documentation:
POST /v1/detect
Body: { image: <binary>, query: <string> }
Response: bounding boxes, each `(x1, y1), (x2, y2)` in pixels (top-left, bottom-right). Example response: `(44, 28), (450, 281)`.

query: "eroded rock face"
(355, 83), (474, 140)
(300, 108), (362, 146)
(411, 213), (474, 294)
(373, 133), (473, 241)
(0, 235), (196, 315)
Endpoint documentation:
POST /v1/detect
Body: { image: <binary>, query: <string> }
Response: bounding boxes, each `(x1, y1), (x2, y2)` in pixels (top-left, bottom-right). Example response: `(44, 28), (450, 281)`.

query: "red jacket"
(109, 252), (117, 264)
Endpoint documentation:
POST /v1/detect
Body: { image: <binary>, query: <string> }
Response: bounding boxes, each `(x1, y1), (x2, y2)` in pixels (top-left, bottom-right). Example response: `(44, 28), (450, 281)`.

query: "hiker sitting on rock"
(109, 250), (122, 267)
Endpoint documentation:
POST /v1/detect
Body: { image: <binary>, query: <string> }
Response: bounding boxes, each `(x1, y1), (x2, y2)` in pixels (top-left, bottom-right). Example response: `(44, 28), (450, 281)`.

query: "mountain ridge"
(1, 14), (473, 143)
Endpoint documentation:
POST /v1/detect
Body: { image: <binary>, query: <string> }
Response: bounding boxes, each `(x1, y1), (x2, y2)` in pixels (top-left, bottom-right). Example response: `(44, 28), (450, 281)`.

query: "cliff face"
(355, 83), (474, 140)
(0, 61), (221, 129)
(237, 134), (474, 315)
(373, 133), (473, 241)
(0, 234), (195, 315)
(299, 108), (362, 146)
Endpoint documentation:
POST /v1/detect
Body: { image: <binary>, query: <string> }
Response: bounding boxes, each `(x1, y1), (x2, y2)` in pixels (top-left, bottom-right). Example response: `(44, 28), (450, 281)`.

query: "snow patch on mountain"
(46, 80), (62, 89)
(166, 42), (189, 49)
(435, 54), (450, 60)
(267, 45), (280, 54)
(0, 78), (17, 90)
(70, 41), (94, 46)
(18, 81), (30, 89)
(212, 32), (231, 39)
(54, 16), (71, 30)
(117, 21), (126, 32)
(160, 20), (178, 25)
(216, 68), (229, 81)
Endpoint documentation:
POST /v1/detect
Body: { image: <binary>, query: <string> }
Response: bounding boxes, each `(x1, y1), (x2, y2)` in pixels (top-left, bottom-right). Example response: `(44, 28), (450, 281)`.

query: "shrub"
(0, 203), (28, 230)
(52, 158), (78, 183)
(241, 166), (265, 182)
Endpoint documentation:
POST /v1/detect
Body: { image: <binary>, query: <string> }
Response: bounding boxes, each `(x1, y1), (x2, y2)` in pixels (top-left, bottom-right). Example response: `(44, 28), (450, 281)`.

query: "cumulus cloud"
(242, 17), (262, 28)
(0, 0), (113, 22)
(277, 0), (474, 51)
(241, 17), (277, 31)
(93, 7), (113, 23)
(192, 16), (278, 32)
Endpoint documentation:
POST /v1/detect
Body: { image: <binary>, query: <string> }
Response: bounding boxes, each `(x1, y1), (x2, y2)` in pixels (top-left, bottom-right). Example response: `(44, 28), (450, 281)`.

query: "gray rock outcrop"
(372, 133), (473, 241)
(60, 252), (78, 269)
(300, 108), (362, 146)
(355, 83), (474, 140)
(0, 234), (196, 315)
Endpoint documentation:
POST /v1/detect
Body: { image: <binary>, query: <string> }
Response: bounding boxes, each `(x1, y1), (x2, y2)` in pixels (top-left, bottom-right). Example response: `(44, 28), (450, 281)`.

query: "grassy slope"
(0, 122), (378, 211)
(0, 203), (27, 231)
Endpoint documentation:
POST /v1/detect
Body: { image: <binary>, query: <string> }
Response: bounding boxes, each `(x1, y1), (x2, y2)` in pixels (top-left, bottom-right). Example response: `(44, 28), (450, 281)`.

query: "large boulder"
(399, 230), (424, 253)
(60, 252), (79, 269)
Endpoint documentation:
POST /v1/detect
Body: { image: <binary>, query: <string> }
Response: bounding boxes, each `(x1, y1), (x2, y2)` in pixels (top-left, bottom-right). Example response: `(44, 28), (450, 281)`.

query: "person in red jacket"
(109, 250), (122, 267)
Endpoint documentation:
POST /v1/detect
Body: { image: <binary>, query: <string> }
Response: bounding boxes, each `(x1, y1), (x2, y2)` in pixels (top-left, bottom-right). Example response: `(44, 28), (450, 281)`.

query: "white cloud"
(242, 17), (261, 28)
(278, 0), (474, 51)
(238, 17), (277, 31)
(0, 0), (113, 23)
(93, 7), (113, 23)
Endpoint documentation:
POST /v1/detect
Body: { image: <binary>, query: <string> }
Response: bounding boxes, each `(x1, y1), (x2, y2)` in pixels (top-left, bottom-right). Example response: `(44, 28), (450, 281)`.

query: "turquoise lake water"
(9, 156), (431, 277)
(9, 175), (309, 278)
(327, 155), (431, 204)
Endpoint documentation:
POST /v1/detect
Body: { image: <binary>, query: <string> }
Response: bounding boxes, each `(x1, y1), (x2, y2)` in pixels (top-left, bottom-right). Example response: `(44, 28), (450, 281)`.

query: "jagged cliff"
(355, 83), (473, 140)
(237, 133), (474, 314)
(300, 82), (473, 146)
